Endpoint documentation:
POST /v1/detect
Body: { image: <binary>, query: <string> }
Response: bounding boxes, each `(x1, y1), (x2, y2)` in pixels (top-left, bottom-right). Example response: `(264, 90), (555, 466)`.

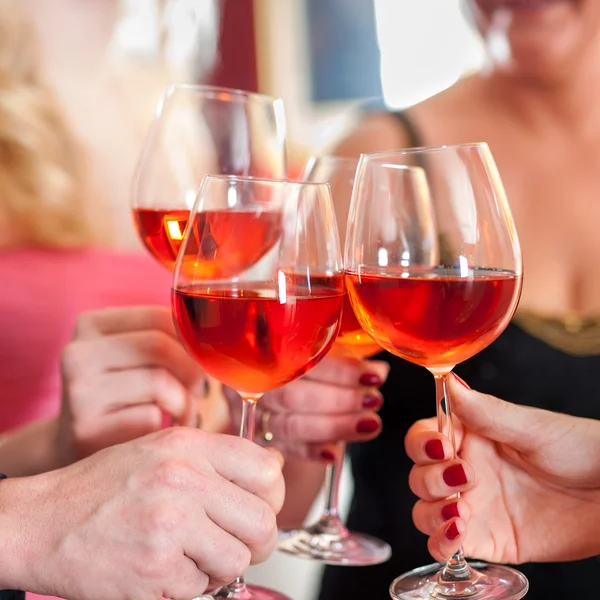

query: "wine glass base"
(390, 562), (528, 600)
(278, 527), (391, 566)
(200, 583), (291, 600)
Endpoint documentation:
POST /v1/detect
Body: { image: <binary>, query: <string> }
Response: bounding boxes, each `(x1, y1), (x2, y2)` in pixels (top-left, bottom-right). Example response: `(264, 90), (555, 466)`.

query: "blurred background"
(119, 0), (484, 177)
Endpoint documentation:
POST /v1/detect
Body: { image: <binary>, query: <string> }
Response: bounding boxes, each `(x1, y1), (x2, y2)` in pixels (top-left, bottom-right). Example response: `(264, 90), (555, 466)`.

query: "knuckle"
(280, 414), (303, 440)
(157, 425), (199, 449)
(217, 546), (251, 584)
(249, 502), (277, 547)
(270, 385), (296, 411)
(259, 454), (283, 489)
(72, 311), (100, 339)
(148, 367), (175, 394)
(142, 502), (186, 534)
(146, 331), (171, 361)
(135, 542), (175, 581)
(151, 457), (199, 492)
(250, 520), (278, 564)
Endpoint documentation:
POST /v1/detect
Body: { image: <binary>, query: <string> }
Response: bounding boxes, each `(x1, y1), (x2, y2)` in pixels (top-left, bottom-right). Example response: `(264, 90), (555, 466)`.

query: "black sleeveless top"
(318, 112), (600, 600)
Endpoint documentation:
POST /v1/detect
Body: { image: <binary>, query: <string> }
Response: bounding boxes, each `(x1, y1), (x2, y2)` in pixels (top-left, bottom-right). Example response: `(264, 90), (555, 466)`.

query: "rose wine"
(133, 208), (189, 270)
(172, 275), (344, 394)
(345, 267), (521, 368)
(332, 294), (382, 359)
(133, 208), (282, 276)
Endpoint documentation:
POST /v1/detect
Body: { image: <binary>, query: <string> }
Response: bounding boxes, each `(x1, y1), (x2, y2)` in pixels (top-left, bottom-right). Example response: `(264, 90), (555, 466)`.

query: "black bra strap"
(391, 110), (424, 148)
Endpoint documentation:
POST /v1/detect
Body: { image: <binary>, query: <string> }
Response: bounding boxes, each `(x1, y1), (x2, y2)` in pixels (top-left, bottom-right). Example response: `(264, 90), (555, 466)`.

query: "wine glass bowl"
(132, 84), (287, 270)
(344, 144), (527, 599)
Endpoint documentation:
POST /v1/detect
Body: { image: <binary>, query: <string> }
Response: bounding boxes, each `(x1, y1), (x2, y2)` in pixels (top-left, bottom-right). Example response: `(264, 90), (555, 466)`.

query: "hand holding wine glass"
(172, 175), (345, 600)
(406, 375), (600, 565)
(345, 144), (526, 599)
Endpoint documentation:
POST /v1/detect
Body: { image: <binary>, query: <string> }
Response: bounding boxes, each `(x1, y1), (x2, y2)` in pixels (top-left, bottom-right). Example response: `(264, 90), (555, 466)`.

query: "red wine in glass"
(134, 208), (281, 277)
(332, 293), (382, 359)
(173, 275), (344, 394)
(345, 267), (521, 368)
(133, 208), (189, 270)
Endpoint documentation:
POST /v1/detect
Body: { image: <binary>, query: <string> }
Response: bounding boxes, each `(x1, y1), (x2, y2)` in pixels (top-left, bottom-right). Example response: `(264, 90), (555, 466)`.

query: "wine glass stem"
(218, 395), (260, 597)
(239, 395), (258, 441)
(434, 374), (470, 582)
(322, 441), (345, 520)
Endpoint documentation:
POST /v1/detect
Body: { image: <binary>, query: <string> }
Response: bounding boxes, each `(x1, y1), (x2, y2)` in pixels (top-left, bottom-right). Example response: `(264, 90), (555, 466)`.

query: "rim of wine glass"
(161, 82), (283, 105)
(361, 141), (489, 158)
(201, 173), (330, 189)
(308, 155), (359, 166)
(302, 154), (359, 180)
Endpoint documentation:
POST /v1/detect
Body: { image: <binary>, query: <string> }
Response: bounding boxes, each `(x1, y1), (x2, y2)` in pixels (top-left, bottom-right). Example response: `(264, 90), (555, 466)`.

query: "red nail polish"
(445, 522), (460, 540)
(441, 503), (460, 522)
(425, 439), (445, 460)
(321, 449), (336, 462)
(359, 373), (383, 387)
(453, 374), (470, 389)
(443, 464), (468, 487)
(356, 418), (380, 434)
(362, 394), (383, 409)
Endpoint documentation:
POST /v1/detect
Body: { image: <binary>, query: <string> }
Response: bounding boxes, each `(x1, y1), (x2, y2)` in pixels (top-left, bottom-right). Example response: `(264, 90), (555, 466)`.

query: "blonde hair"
(0, 0), (92, 248)
(0, 0), (208, 249)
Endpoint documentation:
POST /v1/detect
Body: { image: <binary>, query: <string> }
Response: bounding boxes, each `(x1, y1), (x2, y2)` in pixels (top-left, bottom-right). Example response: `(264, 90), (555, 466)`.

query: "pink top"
(0, 249), (172, 600)
(0, 248), (172, 432)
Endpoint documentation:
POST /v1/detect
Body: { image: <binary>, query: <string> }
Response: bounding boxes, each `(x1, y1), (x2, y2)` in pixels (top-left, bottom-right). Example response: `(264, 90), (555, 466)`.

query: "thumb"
(448, 374), (560, 454)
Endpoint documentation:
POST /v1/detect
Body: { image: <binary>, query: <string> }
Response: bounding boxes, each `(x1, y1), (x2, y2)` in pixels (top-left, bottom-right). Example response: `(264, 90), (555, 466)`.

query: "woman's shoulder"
(335, 76), (488, 156)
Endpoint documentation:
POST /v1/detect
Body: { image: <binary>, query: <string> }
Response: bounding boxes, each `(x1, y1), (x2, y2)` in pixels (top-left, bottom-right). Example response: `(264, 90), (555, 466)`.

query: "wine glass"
(277, 155), (390, 566)
(172, 175), (345, 600)
(132, 84), (287, 270)
(344, 144), (528, 600)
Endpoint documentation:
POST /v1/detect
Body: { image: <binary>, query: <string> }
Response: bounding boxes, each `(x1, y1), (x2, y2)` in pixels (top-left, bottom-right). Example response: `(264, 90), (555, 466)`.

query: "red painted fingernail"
(359, 373), (383, 387)
(453, 374), (470, 389)
(321, 449), (336, 462)
(441, 502), (460, 522)
(362, 393), (383, 409)
(356, 418), (380, 434)
(445, 522), (460, 540)
(425, 439), (445, 460)
(443, 464), (468, 487)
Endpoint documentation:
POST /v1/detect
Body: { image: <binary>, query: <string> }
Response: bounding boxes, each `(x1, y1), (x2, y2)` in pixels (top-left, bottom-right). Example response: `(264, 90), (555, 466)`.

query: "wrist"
(0, 477), (36, 590)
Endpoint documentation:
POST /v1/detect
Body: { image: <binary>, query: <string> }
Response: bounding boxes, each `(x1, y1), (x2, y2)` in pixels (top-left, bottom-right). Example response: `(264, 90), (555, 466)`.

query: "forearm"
(0, 418), (60, 477)
(278, 459), (326, 529)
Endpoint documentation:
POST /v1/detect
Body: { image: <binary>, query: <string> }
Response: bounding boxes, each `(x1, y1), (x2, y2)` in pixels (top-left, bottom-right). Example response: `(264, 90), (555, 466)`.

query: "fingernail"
(321, 449), (336, 462)
(443, 464), (468, 487)
(359, 373), (383, 387)
(356, 418), (380, 434)
(425, 439), (445, 460)
(445, 522), (460, 540)
(362, 393), (383, 409)
(441, 502), (460, 522)
(453, 374), (470, 389)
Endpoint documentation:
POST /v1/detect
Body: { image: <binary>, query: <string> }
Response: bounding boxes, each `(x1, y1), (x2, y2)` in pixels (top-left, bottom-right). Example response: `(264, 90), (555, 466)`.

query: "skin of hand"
(0, 427), (285, 600)
(224, 355), (390, 461)
(56, 306), (209, 466)
(405, 374), (600, 565)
